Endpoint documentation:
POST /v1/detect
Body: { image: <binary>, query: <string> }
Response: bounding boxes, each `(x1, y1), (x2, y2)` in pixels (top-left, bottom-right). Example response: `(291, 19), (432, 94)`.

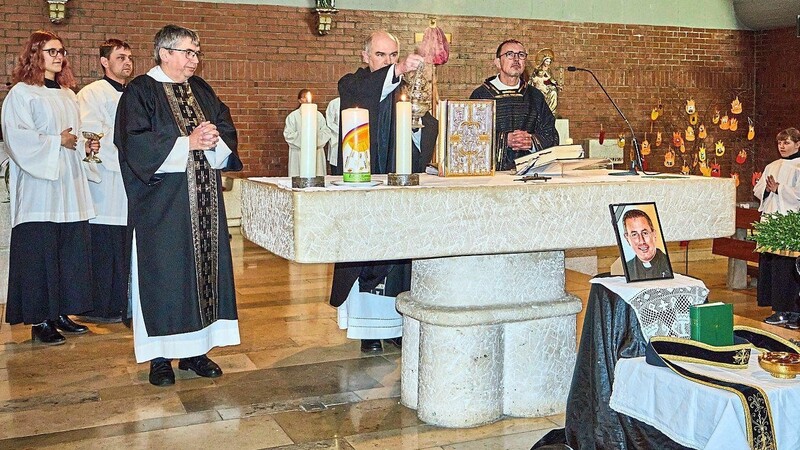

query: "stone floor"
(0, 230), (795, 449)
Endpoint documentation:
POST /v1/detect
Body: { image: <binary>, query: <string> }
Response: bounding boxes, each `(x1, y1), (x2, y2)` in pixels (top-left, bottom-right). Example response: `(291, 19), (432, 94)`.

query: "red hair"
(12, 30), (76, 88)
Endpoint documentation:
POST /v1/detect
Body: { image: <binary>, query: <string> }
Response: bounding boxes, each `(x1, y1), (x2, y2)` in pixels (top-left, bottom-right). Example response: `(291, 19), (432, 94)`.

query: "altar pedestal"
(241, 172), (735, 428)
(398, 252), (581, 427)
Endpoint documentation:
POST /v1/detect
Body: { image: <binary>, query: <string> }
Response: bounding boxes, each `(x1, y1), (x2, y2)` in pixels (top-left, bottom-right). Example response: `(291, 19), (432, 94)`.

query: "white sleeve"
(155, 136), (190, 173)
(283, 110), (301, 147)
(204, 138), (232, 170)
(316, 111), (331, 148)
(0, 88), (61, 180)
(753, 168), (767, 202)
(380, 66), (401, 102)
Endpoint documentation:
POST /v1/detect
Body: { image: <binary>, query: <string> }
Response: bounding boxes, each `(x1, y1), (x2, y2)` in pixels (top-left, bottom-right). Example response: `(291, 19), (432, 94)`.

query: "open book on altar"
(514, 145), (608, 176)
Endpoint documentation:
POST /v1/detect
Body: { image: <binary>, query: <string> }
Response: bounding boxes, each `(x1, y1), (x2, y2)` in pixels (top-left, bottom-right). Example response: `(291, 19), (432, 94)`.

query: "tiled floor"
(0, 230), (795, 449)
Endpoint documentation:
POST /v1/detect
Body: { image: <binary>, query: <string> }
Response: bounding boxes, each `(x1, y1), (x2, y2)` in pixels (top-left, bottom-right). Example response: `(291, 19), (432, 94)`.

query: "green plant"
(751, 210), (800, 253)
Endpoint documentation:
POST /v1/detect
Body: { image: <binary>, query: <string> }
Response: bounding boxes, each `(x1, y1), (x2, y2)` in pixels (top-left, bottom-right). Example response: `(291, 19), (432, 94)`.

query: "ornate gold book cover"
(436, 100), (495, 177)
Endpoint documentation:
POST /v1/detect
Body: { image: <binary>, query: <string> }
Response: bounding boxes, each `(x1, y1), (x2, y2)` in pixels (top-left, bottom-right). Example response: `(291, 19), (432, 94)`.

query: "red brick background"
(0, 1), (794, 201)
(753, 27), (800, 175)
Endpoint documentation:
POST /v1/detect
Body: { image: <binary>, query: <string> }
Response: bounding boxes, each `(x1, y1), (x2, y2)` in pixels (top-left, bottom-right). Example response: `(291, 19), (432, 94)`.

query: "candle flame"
(400, 94), (407, 102)
(306, 91), (312, 103)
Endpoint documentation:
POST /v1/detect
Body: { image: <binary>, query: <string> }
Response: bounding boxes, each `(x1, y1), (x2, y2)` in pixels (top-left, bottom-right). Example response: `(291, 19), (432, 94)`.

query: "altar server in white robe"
(283, 88), (331, 177)
(76, 38), (133, 323)
(1, 30), (95, 345)
(115, 24), (242, 386)
(754, 127), (800, 326)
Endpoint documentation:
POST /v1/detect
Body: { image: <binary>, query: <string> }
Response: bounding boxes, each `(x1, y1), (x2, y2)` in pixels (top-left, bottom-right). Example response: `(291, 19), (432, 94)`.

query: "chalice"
(81, 131), (103, 163)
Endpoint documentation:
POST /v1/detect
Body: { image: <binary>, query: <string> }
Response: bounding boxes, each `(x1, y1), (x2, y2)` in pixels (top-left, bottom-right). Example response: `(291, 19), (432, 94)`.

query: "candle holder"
(388, 173), (419, 186)
(292, 176), (325, 188)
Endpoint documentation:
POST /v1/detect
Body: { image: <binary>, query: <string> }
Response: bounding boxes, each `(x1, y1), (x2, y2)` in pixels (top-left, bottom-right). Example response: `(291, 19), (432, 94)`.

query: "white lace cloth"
(590, 274), (709, 340)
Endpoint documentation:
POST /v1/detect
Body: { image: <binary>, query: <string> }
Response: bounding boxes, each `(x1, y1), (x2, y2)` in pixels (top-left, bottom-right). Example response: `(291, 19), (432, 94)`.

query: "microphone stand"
(567, 66), (652, 176)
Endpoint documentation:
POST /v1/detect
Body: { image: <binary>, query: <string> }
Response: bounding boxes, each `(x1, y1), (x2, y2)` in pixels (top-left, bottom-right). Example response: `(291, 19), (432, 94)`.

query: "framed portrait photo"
(609, 202), (674, 283)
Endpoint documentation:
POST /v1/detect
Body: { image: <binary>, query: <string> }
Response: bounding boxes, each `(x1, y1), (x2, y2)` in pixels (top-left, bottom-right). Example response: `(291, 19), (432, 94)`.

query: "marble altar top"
(241, 171), (735, 263)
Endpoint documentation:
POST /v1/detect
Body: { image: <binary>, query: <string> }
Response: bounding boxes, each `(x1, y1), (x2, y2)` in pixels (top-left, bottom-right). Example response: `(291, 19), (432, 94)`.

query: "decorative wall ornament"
(314, 0), (338, 35)
(698, 124), (707, 139)
(46, 0), (67, 24)
(731, 96), (742, 114)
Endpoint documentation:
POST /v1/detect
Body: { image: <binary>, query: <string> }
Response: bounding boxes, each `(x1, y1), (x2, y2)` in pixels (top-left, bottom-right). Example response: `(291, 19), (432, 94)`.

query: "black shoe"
(360, 339), (383, 353)
(122, 317), (132, 329)
(765, 312), (789, 325)
(54, 315), (89, 334)
(31, 321), (66, 346)
(384, 337), (402, 349)
(786, 312), (800, 330)
(178, 355), (222, 378)
(149, 359), (175, 386)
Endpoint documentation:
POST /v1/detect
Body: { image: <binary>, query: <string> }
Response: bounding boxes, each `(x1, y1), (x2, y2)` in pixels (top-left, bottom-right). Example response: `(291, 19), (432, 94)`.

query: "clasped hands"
(189, 121), (220, 151)
(507, 130), (534, 150)
(765, 175), (780, 193)
(60, 127), (99, 155)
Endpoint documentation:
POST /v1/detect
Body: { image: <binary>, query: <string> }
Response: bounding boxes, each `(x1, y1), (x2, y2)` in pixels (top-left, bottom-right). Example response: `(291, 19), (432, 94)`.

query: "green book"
(690, 302), (734, 346)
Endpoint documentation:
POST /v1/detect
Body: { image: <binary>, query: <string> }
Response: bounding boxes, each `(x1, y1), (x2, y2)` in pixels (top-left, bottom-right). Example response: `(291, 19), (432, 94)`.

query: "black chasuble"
(115, 74), (242, 336)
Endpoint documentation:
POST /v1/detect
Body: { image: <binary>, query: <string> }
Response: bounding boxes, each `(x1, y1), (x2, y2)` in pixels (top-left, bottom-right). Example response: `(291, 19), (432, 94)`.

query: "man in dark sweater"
(470, 39), (559, 171)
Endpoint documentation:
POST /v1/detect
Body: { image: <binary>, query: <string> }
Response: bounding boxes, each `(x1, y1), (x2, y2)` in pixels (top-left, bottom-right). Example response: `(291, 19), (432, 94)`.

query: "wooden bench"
(711, 207), (761, 288)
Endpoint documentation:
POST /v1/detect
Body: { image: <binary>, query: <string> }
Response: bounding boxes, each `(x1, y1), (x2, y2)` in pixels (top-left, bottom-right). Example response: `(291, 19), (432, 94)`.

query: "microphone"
(567, 66), (649, 175)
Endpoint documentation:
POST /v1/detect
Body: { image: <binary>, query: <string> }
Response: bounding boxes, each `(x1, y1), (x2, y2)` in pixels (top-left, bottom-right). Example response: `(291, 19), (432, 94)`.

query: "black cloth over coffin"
(531, 274), (690, 450)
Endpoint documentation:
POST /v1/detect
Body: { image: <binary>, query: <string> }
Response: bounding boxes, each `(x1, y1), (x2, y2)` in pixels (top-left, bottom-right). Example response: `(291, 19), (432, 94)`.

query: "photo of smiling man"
(611, 204), (674, 282)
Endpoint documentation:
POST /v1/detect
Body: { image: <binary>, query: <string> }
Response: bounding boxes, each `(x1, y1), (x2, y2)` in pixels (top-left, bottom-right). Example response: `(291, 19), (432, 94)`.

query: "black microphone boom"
(568, 66), (648, 175)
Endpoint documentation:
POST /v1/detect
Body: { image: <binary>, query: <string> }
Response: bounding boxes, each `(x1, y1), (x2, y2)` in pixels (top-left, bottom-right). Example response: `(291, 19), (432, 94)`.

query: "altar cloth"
(610, 351), (800, 450)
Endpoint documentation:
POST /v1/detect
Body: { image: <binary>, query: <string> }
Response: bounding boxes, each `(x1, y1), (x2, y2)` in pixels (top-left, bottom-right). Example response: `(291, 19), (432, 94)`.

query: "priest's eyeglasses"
(164, 48), (204, 60)
(626, 230), (652, 241)
(500, 51), (527, 60)
(43, 48), (67, 58)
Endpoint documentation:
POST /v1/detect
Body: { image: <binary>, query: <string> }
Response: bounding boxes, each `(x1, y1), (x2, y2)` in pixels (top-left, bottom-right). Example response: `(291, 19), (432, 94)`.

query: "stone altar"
(240, 171), (735, 428)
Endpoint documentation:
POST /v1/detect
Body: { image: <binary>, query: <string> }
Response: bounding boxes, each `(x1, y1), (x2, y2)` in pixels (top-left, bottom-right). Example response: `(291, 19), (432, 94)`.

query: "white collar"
(147, 66), (188, 83)
(491, 75), (520, 90)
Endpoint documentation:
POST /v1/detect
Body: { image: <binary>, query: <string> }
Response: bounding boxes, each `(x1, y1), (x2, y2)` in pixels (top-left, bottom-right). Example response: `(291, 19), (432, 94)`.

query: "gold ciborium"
(758, 351), (800, 379)
(406, 62), (432, 129)
(81, 131), (103, 163)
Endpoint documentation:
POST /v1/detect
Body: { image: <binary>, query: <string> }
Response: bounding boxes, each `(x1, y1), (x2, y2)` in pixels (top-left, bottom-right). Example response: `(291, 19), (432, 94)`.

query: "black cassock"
(115, 74), (242, 336)
(329, 64), (437, 307)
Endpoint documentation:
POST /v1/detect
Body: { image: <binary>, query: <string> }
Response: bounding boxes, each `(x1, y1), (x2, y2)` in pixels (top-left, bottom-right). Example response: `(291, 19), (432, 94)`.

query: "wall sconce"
(314, 0), (338, 35)
(46, 0), (68, 24)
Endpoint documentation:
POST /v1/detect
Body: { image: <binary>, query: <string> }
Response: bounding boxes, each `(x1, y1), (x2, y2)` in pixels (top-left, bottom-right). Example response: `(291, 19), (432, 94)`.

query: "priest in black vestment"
(115, 24), (242, 386)
(329, 31), (437, 353)
(470, 39), (559, 171)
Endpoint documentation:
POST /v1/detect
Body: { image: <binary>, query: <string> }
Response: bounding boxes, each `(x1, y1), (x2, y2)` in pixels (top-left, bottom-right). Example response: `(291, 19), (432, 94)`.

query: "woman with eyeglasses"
(1, 30), (96, 344)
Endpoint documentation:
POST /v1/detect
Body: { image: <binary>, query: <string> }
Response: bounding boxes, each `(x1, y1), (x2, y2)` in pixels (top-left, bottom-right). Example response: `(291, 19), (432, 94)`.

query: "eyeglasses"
(626, 230), (652, 241)
(500, 51), (527, 60)
(43, 48), (67, 58)
(164, 48), (204, 60)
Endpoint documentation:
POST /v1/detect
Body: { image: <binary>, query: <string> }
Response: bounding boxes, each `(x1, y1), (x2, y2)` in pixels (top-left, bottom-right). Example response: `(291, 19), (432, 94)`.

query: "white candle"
(299, 92), (317, 178)
(395, 95), (412, 174)
(341, 107), (371, 182)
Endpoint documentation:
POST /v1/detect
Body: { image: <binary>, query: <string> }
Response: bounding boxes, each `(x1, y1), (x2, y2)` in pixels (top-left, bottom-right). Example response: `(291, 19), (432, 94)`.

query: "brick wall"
(1, 1), (768, 200)
(753, 27), (800, 175)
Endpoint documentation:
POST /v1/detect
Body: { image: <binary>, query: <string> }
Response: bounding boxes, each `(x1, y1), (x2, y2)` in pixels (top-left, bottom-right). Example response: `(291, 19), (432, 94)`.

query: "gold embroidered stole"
(647, 326), (799, 450)
(163, 82), (220, 327)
